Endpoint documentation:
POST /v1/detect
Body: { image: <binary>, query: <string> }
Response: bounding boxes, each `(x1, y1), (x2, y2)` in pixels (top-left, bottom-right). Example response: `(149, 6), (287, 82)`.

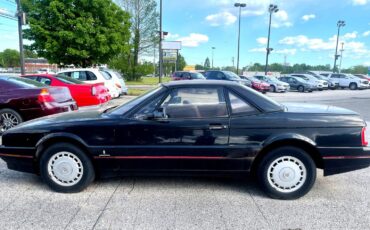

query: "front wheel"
(270, 85), (276, 92)
(297, 85), (305, 92)
(40, 143), (95, 193)
(349, 83), (357, 90)
(257, 146), (316, 200)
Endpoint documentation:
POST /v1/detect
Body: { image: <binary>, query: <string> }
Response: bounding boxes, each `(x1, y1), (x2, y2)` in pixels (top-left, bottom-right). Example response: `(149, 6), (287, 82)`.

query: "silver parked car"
(254, 75), (290, 92)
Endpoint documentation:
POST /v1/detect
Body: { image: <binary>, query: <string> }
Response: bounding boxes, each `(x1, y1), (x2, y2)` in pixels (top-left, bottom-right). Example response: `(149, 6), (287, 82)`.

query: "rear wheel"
(257, 146), (316, 199)
(40, 143), (95, 193)
(0, 108), (23, 133)
(297, 85), (305, 92)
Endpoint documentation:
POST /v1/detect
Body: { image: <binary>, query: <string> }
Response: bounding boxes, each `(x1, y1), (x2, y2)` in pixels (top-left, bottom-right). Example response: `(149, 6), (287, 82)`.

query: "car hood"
(283, 102), (358, 115)
(9, 110), (105, 131)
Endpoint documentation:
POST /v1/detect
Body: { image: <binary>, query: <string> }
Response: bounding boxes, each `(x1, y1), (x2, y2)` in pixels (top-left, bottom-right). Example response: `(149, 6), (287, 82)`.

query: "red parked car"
(245, 76), (270, 93)
(0, 76), (78, 132)
(22, 74), (111, 107)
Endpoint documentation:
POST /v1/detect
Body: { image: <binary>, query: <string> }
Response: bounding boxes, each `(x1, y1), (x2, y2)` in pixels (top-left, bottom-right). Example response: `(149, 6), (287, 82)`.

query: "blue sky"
(1, 0), (370, 68)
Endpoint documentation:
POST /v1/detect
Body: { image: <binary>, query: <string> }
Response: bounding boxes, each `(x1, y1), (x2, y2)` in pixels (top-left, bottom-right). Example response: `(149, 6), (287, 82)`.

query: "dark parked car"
(279, 76), (317, 92)
(172, 71), (205, 81)
(1, 80), (369, 199)
(0, 76), (77, 133)
(205, 70), (251, 87)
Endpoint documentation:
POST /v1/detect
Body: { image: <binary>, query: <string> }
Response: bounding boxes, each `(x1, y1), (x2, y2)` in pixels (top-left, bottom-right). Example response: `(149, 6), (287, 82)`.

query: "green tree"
(0, 49), (20, 67)
(116, 0), (159, 79)
(24, 47), (38, 58)
(177, 53), (186, 71)
(23, 0), (131, 67)
(195, 64), (204, 70)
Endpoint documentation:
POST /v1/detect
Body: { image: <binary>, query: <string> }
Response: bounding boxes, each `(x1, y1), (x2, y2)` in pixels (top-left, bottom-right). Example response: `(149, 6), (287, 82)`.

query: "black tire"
(257, 146), (316, 200)
(40, 143), (95, 193)
(0, 108), (23, 133)
(270, 85), (276, 92)
(297, 85), (305, 92)
(349, 83), (357, 90)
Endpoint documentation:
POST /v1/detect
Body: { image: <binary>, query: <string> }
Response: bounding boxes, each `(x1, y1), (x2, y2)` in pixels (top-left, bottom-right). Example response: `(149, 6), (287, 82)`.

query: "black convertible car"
(0, 80), (369, 199)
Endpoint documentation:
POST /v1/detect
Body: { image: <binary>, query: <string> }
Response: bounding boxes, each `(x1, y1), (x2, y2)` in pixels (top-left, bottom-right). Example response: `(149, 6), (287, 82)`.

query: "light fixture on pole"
(333, 20), (345, 73)
(234, 2), (246, 75)
(211, 47), (215, 69)
(264, 4), (279, 75)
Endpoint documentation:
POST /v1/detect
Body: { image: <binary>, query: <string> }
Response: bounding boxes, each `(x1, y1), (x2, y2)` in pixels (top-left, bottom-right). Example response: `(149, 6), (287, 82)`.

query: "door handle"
(209, 124), (228, 130)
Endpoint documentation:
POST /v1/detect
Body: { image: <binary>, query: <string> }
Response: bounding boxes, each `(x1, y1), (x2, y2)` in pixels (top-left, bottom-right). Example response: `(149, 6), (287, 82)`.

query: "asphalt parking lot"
(1, 89), (370, 229)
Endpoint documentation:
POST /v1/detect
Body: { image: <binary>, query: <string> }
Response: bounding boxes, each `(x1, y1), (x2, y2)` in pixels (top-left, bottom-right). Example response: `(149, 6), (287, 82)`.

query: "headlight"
(277, 84), (282, 87)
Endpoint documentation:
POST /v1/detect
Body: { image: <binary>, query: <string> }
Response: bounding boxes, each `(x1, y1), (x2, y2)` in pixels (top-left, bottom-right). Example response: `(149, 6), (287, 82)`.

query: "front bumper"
(0, 146), (36, 174)
(359, 83), (369, 89)
(319, 146), (370, 176)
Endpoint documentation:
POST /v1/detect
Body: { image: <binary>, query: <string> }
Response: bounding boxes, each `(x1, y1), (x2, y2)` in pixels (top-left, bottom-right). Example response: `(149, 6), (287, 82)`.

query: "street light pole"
(211, 47), (215, 69)
(159, 0), (163, 83)
(333, 20), (345, 73)
(264, 4), (278, 76)
(234, 3), (246, 75)
(15, 0), (25, 75)
(339, 42), (344, 73)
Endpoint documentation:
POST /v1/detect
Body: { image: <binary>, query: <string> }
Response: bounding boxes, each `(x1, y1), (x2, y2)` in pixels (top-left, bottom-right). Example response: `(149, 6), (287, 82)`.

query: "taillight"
(92, 86), (97, 96)
(38, 88), (54, 103)
(115, 83), (122, 88)
(362, 127), (368, 147)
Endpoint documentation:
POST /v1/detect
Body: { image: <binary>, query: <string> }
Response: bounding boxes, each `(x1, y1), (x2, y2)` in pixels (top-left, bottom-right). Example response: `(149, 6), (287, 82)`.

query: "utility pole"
(159, 0), (163, 83)
(211, 47), (215, 69)
(339, 42), (344, 73)
(15, 0), (25, 75)
(333, 20), (345, 73)
(264, 4), (279, 75)
(234, 3), (246, 75)
(232, 57), (235, 68)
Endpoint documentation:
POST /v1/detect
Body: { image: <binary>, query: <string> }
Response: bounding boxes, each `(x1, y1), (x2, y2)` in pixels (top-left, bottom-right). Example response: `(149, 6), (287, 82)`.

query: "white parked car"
(254, 75), (290, 92)
(37, 68), (55, 74)
(326, 73), (369, 90)
(101, 69), (128, 95)
(57, 68), (120, 98)
(289, 74), (328, 90)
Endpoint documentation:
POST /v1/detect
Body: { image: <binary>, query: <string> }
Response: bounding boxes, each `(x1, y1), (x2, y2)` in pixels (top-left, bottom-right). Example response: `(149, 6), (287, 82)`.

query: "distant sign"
(163, 50), (177, 63)
(162, 41), (182, 50)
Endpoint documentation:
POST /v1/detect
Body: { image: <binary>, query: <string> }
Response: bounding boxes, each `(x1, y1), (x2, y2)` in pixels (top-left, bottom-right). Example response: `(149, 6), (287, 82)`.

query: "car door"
(114, 86), (231, 171)
(287, 77), (298, 89)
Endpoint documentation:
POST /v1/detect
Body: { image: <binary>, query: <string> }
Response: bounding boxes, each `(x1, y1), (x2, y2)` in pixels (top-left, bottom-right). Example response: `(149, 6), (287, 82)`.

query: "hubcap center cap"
(279, 167), (295, 182)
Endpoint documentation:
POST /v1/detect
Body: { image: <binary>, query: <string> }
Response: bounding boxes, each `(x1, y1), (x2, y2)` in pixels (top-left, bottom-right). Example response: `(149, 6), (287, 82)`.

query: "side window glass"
(133, 94), (164, 119)
(160, 87), (227, 119)
(39, 77), (51, 85)
(216, 72), (224, 79)
(228, 92), (256, 115)
(27, 76), (38, 81)
(71, 72), (80, 80)
(87, 71), (97, 81)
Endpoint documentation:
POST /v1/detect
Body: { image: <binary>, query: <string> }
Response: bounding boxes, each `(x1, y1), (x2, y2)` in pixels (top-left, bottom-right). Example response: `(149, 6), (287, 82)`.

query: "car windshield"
(224, 71), (241, 80)
(190, 72), (205, 79)
(6, 76), (46, 88)
(109, 86), (164, 115)
(56, 76), (84, 84)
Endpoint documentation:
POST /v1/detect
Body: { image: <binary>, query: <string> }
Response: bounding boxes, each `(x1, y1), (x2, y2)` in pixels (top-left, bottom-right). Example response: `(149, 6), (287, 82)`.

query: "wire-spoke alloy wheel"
(40, 143), (95, 193)
(257, 146), (316, 200)
(0, 110), (22, 132)
(267, 156), (307, 193)
(47, 151), (84, 187)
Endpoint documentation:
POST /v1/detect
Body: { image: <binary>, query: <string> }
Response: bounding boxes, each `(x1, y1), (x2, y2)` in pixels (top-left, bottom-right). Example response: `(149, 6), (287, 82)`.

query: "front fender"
(36, 132), (88, 149)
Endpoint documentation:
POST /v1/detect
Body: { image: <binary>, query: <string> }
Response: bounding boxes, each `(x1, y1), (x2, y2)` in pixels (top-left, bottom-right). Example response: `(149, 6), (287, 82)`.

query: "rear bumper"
(319, 147), (370, 176)
(0, 146), (36, 174)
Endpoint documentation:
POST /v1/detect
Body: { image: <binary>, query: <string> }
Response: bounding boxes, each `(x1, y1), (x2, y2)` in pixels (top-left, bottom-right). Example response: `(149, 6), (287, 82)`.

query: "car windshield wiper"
(102, 105), (118, 113)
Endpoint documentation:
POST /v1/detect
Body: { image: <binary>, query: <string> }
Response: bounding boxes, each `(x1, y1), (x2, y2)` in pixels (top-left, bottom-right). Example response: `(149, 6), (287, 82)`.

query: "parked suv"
(326, 73), (369, 90)
(172, 71), (205, 81)
(279, 76), (317, 92)
(204, 70), (251, 87)
(289, 74), (328, 90)
(57, 68), (120, 98)
(254, 75), (290, 92)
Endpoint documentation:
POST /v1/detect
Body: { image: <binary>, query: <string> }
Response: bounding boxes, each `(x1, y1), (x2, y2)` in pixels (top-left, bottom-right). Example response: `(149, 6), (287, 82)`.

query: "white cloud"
(256, 37), (267, 45)
(352, 0), (368, 5)
(249, 47), (296, 55)
(166, 33), (179, 40)
(272, 10), (293, 28)
(302, 14), (316, 21)
(205, 11), (237, 27)
(363, 31), (370, 37)
(176, 33), (209, 47)
(343, 31), (358, 39)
